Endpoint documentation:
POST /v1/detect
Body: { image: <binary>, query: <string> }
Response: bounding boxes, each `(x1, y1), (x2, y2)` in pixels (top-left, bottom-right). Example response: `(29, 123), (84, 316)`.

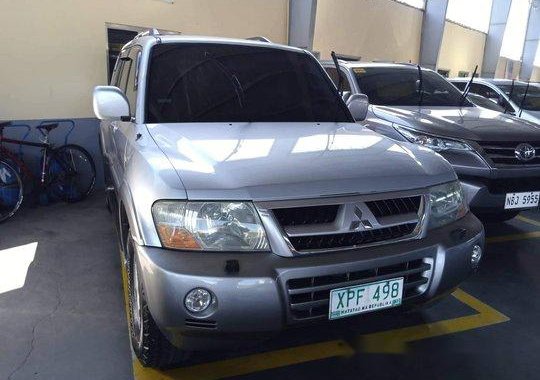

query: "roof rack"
(246, 36), (271, 43)
(134, 28), (181, 40)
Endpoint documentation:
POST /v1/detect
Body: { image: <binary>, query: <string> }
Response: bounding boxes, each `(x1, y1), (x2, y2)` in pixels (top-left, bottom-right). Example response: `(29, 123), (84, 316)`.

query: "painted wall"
(495, 57), (522, 79)
(437, 21), (486, 77)
(0, 0), (289, 121)
(531, 67), (540, 82)
(313, 0), (423, 62)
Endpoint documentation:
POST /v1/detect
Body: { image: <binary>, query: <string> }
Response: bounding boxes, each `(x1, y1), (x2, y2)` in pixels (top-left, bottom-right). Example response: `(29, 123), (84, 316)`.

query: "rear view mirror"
(93, 86), (130, 121)
(347, 94), (369, 121)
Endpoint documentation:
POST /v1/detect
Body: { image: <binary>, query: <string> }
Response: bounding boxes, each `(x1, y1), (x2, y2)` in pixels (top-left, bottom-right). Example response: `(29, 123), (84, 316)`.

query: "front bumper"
(460, 171), (540, 213)
(136, 212), (484, 350)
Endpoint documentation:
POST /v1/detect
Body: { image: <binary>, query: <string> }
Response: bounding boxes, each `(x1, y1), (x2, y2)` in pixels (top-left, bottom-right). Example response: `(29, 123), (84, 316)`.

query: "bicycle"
(0, 120), (96, 222)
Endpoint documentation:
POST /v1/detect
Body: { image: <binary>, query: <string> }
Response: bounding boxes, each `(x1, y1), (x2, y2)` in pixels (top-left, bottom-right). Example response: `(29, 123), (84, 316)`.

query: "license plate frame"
(328, 277), (404, 320)
(504, 191), (540, 209)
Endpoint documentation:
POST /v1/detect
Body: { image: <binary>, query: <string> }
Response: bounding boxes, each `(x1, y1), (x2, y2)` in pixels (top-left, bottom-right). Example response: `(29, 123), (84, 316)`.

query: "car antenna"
(518, 80), (531, 118)
(460, 65), (478, 107)
(503, 79), (515, 114)
(331, 51), (344, 97)
(417, 65), (423, 107)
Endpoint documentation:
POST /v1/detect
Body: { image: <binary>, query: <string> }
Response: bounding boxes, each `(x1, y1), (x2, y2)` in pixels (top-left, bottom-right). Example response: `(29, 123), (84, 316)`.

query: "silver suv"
(322, 61), (540, 222)
(93, 31), (484, 368)
(450, 78), (540, 125)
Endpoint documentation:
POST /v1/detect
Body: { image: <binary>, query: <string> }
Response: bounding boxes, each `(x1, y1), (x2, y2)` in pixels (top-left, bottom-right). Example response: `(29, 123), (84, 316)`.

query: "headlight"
(428, 181), (468, 229)
(394, 125), (472, 152)
(152, 201), (269, 251)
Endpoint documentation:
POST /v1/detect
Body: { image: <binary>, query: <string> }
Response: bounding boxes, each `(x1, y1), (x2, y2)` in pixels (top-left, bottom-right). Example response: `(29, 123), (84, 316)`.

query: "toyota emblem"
(515, 143), (536, 162)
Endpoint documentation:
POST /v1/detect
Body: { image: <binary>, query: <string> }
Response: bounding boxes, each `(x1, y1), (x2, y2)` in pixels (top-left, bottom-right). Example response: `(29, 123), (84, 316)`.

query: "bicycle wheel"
(0, 159), (24, 222)
(48, 144), (96, 203)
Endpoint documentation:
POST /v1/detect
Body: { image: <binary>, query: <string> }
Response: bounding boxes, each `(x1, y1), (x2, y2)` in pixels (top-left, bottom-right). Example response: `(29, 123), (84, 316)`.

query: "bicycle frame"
(0, 135), (52, 184)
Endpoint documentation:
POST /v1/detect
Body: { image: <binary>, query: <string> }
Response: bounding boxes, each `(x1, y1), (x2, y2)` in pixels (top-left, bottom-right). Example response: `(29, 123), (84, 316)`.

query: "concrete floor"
(1, 193), (539, 379)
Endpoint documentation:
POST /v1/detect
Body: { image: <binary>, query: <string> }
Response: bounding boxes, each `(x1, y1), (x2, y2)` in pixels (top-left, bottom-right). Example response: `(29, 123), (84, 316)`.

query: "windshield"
(353, 66), (471, 107)
(497, 84), (540, 111)
(467, 94), (505, 112)
(145, 43), (352, 123)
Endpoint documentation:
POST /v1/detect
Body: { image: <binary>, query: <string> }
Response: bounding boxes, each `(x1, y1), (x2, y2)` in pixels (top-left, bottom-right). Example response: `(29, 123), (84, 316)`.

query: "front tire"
(477, 210), (520, 223)
(126, 233), (188, 368)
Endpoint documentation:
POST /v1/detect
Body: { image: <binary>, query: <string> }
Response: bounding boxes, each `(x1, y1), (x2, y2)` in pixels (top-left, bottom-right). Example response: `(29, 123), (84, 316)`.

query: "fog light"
(184, 288), (212, 313)
(471, 245), (482, 268)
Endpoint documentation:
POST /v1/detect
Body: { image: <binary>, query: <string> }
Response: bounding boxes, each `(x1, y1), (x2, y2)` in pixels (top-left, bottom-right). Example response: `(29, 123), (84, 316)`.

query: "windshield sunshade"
(145, 43), (351, 123)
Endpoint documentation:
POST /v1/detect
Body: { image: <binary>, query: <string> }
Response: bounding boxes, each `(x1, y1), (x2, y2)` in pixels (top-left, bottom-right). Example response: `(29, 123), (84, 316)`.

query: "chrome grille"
(478, 141), (540, 166)
(366, 196), (421, 218)
(273, 205), (339, 226)
(288, 223), (416, 251)
(287, 258), (431, 321)
(270, 195), (424, 253)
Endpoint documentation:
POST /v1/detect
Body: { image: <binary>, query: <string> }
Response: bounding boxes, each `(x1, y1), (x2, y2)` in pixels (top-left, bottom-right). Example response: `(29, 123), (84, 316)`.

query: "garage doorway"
(106, 24), (146, 83)
(105, 23), (181, 83)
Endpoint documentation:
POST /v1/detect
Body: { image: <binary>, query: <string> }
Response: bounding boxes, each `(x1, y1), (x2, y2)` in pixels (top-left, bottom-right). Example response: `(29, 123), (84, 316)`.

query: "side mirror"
(93, 86), (130, 121)
(341, 91), (351, 103)
(347, 94), (369, 121)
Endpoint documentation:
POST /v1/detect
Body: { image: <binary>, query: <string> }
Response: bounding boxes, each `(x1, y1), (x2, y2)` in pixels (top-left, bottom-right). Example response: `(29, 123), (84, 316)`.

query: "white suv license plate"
(328, 278), (403, 320)
(504, 192), (540, 209)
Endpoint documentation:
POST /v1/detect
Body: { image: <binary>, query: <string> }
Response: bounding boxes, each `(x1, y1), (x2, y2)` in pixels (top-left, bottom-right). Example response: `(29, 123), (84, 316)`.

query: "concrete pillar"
(520, 2), (539, 81)
(419, 0), (449, 70)
(482, 0), (512, 78)
(288, 0), (317, 50)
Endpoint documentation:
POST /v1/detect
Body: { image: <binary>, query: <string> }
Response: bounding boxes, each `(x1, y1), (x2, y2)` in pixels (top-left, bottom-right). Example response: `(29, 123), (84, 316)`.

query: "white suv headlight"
(152, 201), (269, 251)
(394, 125), (472, 152)
(428, 181), (468, 229)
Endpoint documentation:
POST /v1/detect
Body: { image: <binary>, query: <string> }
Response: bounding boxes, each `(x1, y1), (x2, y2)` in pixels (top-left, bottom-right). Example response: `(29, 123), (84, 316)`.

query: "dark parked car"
(323, 61), (540, 222)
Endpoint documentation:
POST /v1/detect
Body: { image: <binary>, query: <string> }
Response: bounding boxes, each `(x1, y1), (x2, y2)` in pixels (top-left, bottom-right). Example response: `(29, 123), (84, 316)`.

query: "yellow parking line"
(516, 215), (540, 228)
(133, 340), (354, 380)
(359, 289), (509, 353)
(486, 231), (540, 243)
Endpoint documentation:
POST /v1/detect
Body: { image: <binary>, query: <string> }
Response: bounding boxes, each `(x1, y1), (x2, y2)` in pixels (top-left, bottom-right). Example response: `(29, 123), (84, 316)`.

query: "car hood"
(520, 110), (540, 124)
(372, 105), (540, 142)
(146, 122), (455, 201)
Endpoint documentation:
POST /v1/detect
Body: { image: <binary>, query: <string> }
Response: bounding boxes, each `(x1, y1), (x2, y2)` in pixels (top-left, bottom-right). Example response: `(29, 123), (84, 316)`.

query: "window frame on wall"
(445, 0), (493, 33)
(437, 69), (450, 78)
(392, 0), (426, 10)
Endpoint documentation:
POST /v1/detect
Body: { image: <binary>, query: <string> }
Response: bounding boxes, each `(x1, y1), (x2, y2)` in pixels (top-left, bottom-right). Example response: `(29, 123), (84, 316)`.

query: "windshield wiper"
(417, 65), (423, 107)
(503, 79), (515, 114)
(460, 65), (478, 107)
(518, 81), (531, 118)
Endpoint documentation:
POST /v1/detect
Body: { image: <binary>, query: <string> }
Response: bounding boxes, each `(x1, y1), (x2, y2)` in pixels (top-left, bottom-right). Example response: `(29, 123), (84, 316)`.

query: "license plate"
(504, 191), (540, 209)
(328, 278), (403, 320)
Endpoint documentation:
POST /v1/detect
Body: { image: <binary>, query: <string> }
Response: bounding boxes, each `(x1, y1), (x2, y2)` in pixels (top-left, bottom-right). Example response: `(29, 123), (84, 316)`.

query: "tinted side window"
(146, 44), (352, 123)
(469, 84), (498, 99)
(125, 49), (141, 116)
(325, 67), (352, 92)
(111, 59), (124, 86)
(452, 82), (466, 91)
(117, 57), (131, 94)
